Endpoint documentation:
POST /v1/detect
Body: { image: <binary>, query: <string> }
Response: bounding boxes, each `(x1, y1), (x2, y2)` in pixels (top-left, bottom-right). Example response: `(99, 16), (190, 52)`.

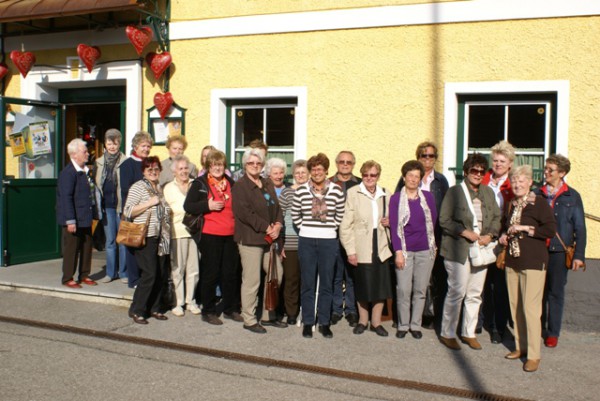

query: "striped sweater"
(123, 180), (170, 238)
(291, 182), (345, 239)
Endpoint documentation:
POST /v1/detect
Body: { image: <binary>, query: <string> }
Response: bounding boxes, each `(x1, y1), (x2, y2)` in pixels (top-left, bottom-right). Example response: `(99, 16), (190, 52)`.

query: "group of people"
(57, 131), (586, 373)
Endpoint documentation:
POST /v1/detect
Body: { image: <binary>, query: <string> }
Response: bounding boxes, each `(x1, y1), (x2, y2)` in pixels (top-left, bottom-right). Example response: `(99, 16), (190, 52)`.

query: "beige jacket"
(339, 184), (393, 264)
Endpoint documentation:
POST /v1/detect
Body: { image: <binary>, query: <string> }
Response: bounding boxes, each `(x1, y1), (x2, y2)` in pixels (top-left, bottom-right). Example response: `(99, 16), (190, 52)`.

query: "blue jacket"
(56, 162), (94, 228)
(534, 185), (587, 262)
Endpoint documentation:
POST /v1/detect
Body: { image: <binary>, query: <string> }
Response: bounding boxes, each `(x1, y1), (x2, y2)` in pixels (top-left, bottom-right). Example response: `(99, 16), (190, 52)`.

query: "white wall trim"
(442, 80), (570, 186)
(210, 86), (308, 161)
(171, 1), (600, 40)
(5, 27), (133, 52)
(22, 60), (143, 154)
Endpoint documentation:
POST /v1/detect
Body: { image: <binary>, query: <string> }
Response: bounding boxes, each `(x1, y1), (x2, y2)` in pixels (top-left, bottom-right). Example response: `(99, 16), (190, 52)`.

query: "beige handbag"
(116, 213), (150, 248)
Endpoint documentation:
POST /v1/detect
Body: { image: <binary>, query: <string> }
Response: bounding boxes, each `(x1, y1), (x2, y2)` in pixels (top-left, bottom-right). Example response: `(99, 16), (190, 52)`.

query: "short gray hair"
(131, 131), (153, 150)
(291, 159), (307, 174)
(510, 164), (533, 181)
(265, 157), (287, 177)
(104, 129), (122, 145)
(170, 154), (190, 173)
(67, 138), (86, 156)
(242, 148), (265, 166)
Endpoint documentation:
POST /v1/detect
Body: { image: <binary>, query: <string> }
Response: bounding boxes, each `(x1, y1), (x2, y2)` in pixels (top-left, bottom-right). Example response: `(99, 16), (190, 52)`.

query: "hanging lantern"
(154, 92), (174, 119)
(146, 52), (172, 80)
(77, 44), (101, 73)
(126, 25), (153, 56)
(9, 51), (36, 78)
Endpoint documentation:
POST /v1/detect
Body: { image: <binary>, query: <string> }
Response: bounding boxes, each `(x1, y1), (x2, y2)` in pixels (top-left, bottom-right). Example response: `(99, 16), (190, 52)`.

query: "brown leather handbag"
(264, 244), (279, 311)
(555, 233), (583, 270)
(116, 213), (150, 248)
(496, 246), (507, 270)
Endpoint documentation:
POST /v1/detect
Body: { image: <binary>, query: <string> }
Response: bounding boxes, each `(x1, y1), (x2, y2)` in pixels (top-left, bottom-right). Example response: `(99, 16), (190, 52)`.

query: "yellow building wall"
(169, 16), (600, 256)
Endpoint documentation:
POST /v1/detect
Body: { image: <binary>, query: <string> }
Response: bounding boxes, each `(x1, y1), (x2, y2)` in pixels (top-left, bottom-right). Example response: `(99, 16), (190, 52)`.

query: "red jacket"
(482, 170), (514, 208)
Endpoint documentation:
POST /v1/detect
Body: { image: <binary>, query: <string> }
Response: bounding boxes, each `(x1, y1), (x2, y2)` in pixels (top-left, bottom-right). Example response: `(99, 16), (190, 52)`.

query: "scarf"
(396, 187), (436, 259)
(508, 196), (528, 258)
(208, 174), (229, 201)
(101, 151), (121, 186)
(143, 179), (171, 256)
(309, 179), (330, 222)
(131, 150), (145, 160)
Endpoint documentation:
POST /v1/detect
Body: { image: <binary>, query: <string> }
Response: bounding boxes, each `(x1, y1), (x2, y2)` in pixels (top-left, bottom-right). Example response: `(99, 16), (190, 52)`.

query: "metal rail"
(585, 213), (600, 223)
(0, 314), (532, 401)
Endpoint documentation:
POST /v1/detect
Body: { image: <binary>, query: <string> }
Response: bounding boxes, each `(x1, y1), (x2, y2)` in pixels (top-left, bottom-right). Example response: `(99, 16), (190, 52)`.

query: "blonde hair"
(491, 140), (516, 162)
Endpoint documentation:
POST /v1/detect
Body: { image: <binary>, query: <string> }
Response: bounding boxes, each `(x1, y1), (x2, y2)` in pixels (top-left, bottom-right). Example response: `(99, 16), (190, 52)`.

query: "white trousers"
(170, 238), (200, 308)
(441, 259), (488, 338)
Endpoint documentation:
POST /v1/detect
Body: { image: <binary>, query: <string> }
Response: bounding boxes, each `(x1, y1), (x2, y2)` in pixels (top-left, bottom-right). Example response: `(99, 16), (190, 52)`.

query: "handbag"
(496, 246), (507, 269)
(264, 244), (279, 311)
(469, 241), (498, 267)
(116, 213), (150, 248)
(182, 212), (203, 236)
(555, 233), (584, 270)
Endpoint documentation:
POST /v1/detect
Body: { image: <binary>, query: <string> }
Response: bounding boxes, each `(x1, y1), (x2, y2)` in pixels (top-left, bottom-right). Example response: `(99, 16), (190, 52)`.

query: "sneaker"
(99, 276), (114, 283)
(172, 306), (185, 317)
(120, 278), (129, 284)
(187, 304), (201, 315)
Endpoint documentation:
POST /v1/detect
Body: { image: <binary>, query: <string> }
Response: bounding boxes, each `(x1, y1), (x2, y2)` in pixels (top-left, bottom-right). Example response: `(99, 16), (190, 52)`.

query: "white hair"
(170, 154), (190, 173)
(265, 157), (287, 177)
(67, 138), (86, 156)
(242, 148), (265, 166)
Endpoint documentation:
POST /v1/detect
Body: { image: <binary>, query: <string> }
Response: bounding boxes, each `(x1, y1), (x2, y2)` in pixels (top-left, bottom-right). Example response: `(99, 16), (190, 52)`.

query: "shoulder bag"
(264, 244), (279, 311)
(116, 213), (151, 248)
(555, 233), (585, 270)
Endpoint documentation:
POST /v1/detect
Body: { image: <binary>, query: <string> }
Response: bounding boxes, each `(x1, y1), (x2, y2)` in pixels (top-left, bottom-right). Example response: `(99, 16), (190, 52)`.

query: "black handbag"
(182, 212), (203, 236)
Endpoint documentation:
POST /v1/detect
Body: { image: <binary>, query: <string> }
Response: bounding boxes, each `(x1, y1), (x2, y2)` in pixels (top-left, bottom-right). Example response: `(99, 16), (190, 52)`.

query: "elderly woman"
(94, 129), (127, 283)
(534, 154), (587, 349)
(159, 135), (197, 186)
(185, 150), (241, 325)
(119, 131), (153, 288)
(389, 160), (438, 340)
(123, 156), (171, 324)
(479, 140), (516, 343)
(163, 155), (200, 317)
(438, 154), (501, 351)
(340, 160), (393, 337)
(278, 159), (309, 325)
(500, 165), (556, 372)
(291, 153), (345, 339)
(232, 148), (284, 333)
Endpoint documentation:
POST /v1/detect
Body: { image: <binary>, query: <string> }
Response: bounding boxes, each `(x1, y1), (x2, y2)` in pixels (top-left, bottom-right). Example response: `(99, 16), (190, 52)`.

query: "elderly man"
(57, 138), (97, 288)
(330, 150), (361, 327)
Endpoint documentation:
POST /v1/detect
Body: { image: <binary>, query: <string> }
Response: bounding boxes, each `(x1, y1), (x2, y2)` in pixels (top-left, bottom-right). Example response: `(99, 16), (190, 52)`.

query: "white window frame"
(443, 80), (569, 185)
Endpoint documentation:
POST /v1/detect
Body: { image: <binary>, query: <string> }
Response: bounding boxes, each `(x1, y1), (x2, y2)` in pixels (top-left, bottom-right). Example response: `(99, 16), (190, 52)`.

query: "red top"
(482, 170), (514, 208)
(203, 179), (235, 236)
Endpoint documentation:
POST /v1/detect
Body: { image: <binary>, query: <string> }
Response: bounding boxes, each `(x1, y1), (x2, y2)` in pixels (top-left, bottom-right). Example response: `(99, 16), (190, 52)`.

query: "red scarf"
(208, 174), (229, 201)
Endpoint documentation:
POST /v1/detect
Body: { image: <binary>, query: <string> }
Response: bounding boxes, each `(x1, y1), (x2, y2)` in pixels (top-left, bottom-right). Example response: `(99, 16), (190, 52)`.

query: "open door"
(1, 97), (63, 266)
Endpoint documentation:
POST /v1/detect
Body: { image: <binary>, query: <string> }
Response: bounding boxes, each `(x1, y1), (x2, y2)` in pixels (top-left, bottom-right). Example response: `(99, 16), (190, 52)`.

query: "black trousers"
(61, 226), (93, 284)
(198, 234), (241, 315)
(130, 237), (163, 317)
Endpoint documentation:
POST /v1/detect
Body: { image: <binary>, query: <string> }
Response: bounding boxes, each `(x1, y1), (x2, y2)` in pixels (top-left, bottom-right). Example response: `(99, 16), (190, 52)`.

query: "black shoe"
(491, 330), (503, 344)
(392, 321), (398, 329)
(302, 325), (313, 338)
(261, 319), (288, 328)
(202, 314), (223, 325)
(319, 325), (333, 338)
(410, 330), (423, 339)
(132, 314), (148, 325)
(287, 316), (297, 325)
(353, 323), (368, 335)
(330, 313), (342, 325)
(346, 313), (359, 328)
(151, 312), (168, 321)
(223, 312), (244, 322)
(370, 325), (389, 337)
(396, 330), (408, 339)
(243, 323), (267, 334)
(475, 326), (483, 334)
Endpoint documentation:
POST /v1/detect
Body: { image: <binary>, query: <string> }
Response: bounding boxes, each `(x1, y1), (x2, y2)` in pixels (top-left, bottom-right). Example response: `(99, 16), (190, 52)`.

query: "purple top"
(389, 190), (438, 252)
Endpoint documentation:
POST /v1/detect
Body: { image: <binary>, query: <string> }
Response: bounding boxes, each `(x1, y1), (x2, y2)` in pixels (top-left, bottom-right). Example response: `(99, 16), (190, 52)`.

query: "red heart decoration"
(154, 92), (174, 119)
(126, 25), (153, 56)
(77, 44), (101, 73)
(0, 62), (9, 80)
(146, 52), (172, 80)
(9, 51), (36, 78)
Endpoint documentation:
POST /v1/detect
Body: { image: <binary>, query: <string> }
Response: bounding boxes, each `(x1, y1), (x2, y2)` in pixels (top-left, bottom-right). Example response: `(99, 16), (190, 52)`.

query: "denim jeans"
(298, 237), (338, 326)
(332, 244), (357, 316)
(542, 252), (569, 337)
(103, 208), (127, 280)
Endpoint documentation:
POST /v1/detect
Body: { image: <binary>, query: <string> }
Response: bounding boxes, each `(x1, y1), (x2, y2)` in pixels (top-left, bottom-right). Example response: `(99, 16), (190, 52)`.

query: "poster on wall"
(8, 132), (26, 156)
(152, 119), (182, 144)
(25, 121), (52, 157)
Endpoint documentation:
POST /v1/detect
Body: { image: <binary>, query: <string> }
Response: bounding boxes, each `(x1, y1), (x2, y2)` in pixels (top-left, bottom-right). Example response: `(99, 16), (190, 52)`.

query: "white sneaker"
(99, 276), (113, 283)
(187, 304), (201, 315)
(172, 306), (185, 317)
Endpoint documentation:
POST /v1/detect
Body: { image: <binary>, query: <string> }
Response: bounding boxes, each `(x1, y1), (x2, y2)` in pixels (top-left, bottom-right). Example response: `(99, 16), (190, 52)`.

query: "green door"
(1, 97), (63, 266)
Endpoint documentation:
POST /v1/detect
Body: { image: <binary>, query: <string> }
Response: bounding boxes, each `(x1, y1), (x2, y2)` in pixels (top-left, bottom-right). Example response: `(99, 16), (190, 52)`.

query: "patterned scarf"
(508, 196), (528, 258)
(101, 151), (121, 186)
(396, 187), (437, 259)
(309, 179), (330, 222)
(143, 179), (171, 256)
(208, 173), (229, 201)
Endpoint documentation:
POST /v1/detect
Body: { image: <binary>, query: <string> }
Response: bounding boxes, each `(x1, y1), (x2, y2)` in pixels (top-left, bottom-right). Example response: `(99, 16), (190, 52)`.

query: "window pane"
(467, 105), (504, 149)
(266, 108), (294, 147)
(235, 108), (263, 148)
(507, 105), (546, 149)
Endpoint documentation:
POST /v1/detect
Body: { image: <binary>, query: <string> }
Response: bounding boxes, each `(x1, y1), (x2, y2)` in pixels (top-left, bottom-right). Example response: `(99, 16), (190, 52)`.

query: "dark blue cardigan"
(56, 162), (94, 228)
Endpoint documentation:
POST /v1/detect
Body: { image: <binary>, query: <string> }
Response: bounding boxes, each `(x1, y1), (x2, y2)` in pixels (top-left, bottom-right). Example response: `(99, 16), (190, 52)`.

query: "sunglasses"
(420, 154), (436, 159)
(468, 168), (486, 176)
(337, 160), (354, 165)
(362, 173), (379, 178)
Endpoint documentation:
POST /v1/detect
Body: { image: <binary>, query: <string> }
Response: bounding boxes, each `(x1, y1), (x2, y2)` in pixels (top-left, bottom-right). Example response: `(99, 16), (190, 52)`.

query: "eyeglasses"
(420, 154), (436, 159)
(362, 173), (379, 178)
(246, 161), (263, 167)
(544, 167), (558, 173)
(146, 167), (160, 172)
(337, 160), (354, 165)
(468, 168), (486, 176)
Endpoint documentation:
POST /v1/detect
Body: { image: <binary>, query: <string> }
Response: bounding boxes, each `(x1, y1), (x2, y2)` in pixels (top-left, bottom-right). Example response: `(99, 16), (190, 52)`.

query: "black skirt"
(354, 229), (393, 303)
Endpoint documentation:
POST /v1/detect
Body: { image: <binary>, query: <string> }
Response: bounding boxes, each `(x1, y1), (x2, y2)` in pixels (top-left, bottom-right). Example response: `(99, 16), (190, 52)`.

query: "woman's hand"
(394, 252), (405, 270)
(461, 229), (480, 242)
(280, 249), (287, 259)
(478, 234), (493, 246)
(380, 217), (390, 228)
(208, 198), (224, 211)
(572, 259), (585, 271)
(499, 234), (508, 246)
(148, 196), (160, 207)
(507, 225), (529, 235)
(347, 254), (358, 266)
(267, 223), (282, 240)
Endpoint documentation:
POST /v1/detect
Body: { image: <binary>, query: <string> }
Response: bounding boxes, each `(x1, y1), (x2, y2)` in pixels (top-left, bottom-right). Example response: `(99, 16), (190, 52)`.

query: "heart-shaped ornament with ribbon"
(154, 92), (174, 119)
(10, 51), (36, 78)
(126, 25), (153, 56)
(77, 44), (101, 73)
(146, 52), (172, 80)
(0, 63), (9, 80)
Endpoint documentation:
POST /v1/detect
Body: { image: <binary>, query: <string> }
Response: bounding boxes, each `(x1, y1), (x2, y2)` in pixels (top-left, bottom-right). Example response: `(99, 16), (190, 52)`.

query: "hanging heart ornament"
(9, 51), (36, 78)
(77, 44), (101, 73)
(146, 52), (172, 80)
(154, 92), (174, 119)
(0, 62), (9, 80)
(126, 25), (153, 56)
